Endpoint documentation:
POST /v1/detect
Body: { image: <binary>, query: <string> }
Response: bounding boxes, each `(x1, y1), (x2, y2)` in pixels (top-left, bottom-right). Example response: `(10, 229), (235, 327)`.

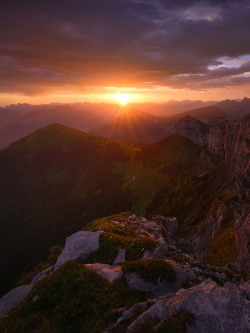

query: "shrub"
(122, 259), (176, 283)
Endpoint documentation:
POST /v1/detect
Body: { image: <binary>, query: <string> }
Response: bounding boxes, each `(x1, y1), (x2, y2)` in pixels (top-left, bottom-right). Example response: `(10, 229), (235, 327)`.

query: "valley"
(0, 100), (249, 332)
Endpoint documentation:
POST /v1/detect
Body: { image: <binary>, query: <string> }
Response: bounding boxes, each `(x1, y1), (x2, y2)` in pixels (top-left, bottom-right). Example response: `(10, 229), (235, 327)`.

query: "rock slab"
(54, 231), (101, 270)
(127, 279), (250, 333)
(0, 285), (32, 318)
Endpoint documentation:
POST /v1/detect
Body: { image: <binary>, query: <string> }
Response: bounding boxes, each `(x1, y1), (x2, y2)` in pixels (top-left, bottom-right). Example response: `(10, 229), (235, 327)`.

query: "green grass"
(165, 252), (186, 263)
(85, 213), (158, 262)
(122, 259), (176, 283)
(0, 262), (147, 333)
(204, 224), (238, 267)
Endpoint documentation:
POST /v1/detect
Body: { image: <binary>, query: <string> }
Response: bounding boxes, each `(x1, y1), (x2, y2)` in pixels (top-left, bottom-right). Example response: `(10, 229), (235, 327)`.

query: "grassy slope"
(0, 124), (137, 295)
(0, 125), (236, 295)
(114, 134), (209, 215)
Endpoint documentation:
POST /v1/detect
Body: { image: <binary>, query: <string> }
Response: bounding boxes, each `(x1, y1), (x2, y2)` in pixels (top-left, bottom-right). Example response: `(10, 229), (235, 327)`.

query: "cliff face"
(208, 118), (230, 158)
(228, 115), (250, 200)
(170, 116), (209, 146)
(185, 115), (250, 275)
(227, 116), (250, 273)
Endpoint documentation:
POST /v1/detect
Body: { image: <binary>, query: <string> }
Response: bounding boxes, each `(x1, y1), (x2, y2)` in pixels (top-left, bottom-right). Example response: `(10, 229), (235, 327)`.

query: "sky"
(1, 0), (250, 105)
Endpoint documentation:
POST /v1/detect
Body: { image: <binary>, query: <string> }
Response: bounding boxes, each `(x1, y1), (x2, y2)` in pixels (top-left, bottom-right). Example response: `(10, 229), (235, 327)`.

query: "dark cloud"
(0, 0), (250, 94)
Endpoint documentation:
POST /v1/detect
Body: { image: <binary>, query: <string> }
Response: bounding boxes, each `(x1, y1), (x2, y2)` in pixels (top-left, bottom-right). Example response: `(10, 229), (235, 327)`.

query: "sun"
(116, 93), (129, 105)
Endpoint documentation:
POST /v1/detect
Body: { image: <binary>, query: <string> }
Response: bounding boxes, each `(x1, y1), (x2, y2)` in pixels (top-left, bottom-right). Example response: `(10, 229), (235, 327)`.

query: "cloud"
(0, 0), (250, 95)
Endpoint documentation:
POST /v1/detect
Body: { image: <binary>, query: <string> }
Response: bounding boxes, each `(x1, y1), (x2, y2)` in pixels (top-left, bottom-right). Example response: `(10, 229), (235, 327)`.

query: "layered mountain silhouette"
(1, 112), (249, 295)
(0, 98), (249, 149)
(0, 104), (118, 148)
(92, 107), (209, 145)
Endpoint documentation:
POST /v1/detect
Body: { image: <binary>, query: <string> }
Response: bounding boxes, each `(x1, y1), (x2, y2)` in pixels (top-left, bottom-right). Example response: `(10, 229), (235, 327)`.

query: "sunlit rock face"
(125, 279), (250, 333)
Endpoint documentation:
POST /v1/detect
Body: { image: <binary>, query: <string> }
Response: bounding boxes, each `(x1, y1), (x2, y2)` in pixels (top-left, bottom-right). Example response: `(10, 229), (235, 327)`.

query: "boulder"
(31, 266), (53, 285)
(54, 231), (101, 270)
(113, 249), (126, 266)
(127, 279), (250, 333)
(0, 285), (32, 318)
(85, 263), (123, 283)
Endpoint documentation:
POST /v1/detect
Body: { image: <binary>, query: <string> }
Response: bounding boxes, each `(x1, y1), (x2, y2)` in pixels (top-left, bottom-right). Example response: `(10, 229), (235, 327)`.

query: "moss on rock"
(85, 213), (158, 263)
(122, 259), (176, 283)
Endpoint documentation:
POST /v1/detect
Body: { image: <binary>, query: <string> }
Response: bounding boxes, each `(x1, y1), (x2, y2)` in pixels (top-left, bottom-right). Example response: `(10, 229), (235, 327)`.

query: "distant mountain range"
(0, 97), (249, 149)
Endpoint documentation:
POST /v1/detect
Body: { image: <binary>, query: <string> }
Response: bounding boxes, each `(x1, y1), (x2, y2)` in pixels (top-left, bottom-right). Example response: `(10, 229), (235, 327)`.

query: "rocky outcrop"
(153, 216), (178, 245)
(0, 285), (32, 318)
(85, 263), (123, 283)
(54, 231), (102, 270)
(123, 279), (250, 333)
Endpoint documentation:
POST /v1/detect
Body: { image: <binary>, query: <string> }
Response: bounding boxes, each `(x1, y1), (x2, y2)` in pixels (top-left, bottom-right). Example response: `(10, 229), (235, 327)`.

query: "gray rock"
(154, 216), (178, 243)
(127, 279), (250, 333)
(142, 236), (167, 260)
(0, 285), (32, 318)
(85, 263), (123, 283)
(125, 272), (157, 292)
(54, 231), (101, 270)
(141, 221), (162, 238)
(113, 249), (126, 266)
(31, 266), (53, 285)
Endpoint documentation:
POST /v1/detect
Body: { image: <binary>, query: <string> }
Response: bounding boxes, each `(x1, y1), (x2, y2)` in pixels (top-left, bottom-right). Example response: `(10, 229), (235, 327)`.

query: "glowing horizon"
(1, 1), (250, 107)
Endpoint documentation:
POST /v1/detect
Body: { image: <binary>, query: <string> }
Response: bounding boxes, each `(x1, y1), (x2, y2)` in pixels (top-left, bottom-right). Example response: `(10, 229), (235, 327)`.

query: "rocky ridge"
(0, 213), (248, 332)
